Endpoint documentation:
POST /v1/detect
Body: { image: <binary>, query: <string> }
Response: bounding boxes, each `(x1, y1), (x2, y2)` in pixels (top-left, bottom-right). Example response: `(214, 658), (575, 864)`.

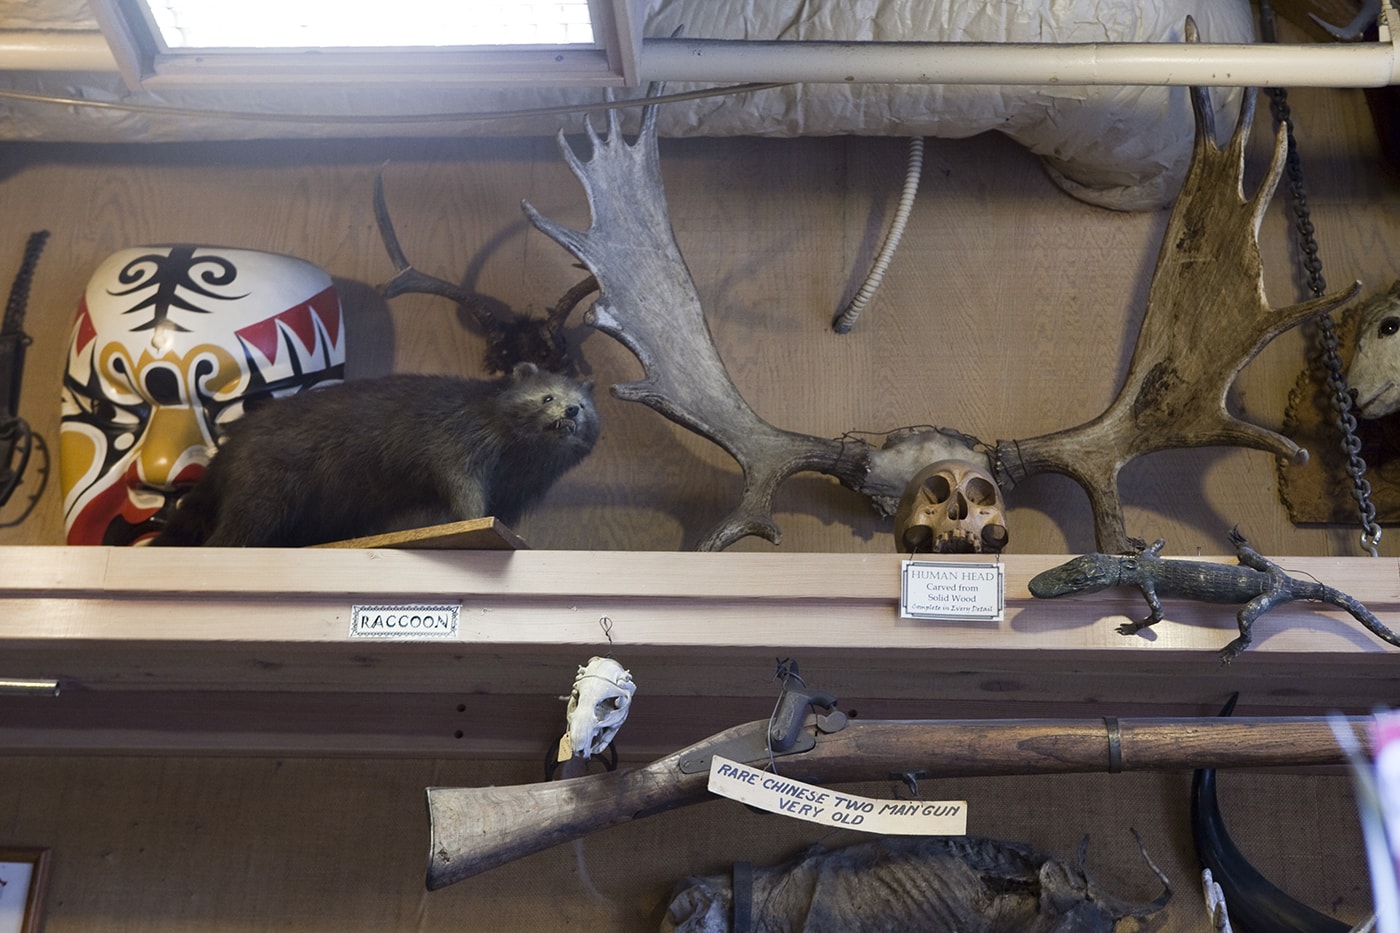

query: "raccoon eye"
(542, 394), (555, 403)
(1380, 317), (1400, 338)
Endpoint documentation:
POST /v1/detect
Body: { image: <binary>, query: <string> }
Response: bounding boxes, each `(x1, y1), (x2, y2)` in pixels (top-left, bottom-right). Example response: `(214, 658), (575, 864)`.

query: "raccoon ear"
(510, 361), (539, 381)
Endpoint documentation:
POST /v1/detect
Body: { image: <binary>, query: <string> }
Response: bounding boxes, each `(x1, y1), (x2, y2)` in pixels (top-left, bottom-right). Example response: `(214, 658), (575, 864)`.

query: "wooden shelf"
(2, 546), (1398, 757)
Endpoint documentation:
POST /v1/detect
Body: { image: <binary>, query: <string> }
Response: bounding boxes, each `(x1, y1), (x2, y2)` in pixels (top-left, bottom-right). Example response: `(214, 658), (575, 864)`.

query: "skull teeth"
(933, 532), (979, 554)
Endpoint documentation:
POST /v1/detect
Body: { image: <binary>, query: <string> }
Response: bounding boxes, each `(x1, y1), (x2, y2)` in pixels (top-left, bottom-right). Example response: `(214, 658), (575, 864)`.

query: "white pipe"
(0, 31), (119, 72)
(638, 36), (1400, 89)
(0, 29), (1396, 90)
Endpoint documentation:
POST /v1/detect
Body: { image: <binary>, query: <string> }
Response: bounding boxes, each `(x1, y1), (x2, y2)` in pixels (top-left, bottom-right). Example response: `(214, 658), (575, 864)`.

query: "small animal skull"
(559, 656), (636, 761)
(894, 459), (1009, 554)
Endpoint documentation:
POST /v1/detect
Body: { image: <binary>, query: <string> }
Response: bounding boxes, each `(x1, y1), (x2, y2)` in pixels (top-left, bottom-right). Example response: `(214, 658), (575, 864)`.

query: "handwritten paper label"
(350, 604), (459, 639)
(708, 756), (967, 835)
(900, 560), (1004, 621)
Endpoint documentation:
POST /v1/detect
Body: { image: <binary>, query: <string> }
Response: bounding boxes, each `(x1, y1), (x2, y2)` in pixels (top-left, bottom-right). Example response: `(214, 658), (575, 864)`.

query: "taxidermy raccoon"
(151, 363), (599, 547)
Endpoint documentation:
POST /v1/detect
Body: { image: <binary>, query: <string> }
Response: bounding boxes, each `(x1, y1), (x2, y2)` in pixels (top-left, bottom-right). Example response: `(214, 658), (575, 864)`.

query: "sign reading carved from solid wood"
(900, 560), (1004, 621)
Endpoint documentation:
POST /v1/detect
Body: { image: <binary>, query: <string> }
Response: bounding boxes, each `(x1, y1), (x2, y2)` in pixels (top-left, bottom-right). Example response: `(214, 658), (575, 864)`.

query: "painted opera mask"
(60, 246), (345, 545)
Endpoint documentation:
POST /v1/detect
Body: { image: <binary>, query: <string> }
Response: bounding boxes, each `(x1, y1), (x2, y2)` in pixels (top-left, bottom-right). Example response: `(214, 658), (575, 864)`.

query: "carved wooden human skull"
(894, 458), (1009, 554)
(559, 656), (636, 760)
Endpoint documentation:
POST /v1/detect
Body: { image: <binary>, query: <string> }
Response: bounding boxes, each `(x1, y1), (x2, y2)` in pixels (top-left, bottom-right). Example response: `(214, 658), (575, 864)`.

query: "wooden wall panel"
(0, 84), (1397, 555)
(0, 756), (1377, 932)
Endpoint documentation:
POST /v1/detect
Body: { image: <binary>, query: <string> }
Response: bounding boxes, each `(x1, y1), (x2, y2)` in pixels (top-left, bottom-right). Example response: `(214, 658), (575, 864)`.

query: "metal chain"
(1267, 86), (1382, 555)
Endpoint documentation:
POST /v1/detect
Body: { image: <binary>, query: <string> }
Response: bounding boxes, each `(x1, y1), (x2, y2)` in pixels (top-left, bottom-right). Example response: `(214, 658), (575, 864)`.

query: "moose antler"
(524, 22), (1360, 553)
(524, 100), (981, 550)
(992, 25), (1359, 552)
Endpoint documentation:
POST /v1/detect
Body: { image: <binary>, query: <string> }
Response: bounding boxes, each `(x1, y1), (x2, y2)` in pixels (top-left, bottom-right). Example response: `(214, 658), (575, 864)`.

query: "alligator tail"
(1311, 582), (1400, 649)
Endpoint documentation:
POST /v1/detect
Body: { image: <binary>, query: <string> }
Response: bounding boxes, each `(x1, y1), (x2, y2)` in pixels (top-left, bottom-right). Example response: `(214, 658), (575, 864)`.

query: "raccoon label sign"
(350, 604), (460, 639)
(708, 756), (967, 835)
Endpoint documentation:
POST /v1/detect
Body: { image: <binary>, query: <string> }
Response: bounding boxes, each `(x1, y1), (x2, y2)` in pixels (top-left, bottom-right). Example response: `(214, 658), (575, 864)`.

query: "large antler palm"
(991, 46), (1357, 551)
(523, 100), (979, 550)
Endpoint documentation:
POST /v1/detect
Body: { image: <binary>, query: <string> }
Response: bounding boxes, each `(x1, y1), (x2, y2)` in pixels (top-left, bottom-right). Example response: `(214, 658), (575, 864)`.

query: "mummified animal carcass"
(660, 835), (1171, 933)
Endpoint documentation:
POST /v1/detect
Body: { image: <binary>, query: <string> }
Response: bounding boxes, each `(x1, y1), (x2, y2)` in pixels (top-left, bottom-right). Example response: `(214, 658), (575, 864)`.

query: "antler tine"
(584, 107), (607, 158)
(1180, 20), (1221, 163)
(373, 167), (413, 274)
(1189, 87), (1219, 160)
(1246, 93), (1287, 232)
(605, 88), (626, 148)
(523, 129), (602, 265)
(549, 128), (596, 216)
(1228, 86), (1258, 168)
(547, 271), (600, 335)
(699, 511), (782, 552)
(523, 196), (589, 265)
(374, 167), (488, 315)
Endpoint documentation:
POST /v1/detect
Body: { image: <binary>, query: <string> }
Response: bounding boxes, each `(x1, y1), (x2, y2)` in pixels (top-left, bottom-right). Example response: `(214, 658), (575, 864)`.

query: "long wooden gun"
(425, 710), (1371, 890)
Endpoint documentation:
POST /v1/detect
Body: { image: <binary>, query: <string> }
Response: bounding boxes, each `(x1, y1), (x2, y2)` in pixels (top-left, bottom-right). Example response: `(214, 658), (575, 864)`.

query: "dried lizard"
(1028, 529), (1399, 661)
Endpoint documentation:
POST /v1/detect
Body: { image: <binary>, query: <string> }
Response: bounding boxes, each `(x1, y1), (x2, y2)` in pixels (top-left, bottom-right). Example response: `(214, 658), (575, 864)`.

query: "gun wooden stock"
(425, 715), (1369, 890)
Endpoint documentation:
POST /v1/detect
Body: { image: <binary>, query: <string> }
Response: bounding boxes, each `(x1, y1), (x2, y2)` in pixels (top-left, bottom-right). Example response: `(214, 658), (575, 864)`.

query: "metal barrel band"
(1105, 716), (1123, 773)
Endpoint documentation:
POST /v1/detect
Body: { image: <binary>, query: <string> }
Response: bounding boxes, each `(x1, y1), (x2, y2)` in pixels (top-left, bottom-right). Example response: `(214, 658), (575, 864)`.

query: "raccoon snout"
(564, 404), (580, 418)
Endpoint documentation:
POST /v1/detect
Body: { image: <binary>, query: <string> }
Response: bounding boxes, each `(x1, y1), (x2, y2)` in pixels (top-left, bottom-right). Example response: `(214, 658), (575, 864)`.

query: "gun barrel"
(425, 714), (1369, 890)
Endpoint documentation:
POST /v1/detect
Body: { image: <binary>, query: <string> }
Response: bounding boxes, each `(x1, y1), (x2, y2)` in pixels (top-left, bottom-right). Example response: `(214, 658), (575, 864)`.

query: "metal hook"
(891, 769), (928, 800)
(544, 736), (619, 781)
(771, 657), (805, 687)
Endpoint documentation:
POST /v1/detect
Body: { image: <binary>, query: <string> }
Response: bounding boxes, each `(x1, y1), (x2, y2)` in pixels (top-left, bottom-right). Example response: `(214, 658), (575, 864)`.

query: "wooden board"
(312, 516), (528, 550)
(2, 547), (1398, 756)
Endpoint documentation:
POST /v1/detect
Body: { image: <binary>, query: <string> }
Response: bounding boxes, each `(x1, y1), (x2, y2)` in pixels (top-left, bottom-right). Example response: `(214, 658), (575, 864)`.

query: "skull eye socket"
(964, 477), (998, 507)
(1380, 316), (1400, 338)
(922, 474), (953, 504)
(902, 525), (934, 552)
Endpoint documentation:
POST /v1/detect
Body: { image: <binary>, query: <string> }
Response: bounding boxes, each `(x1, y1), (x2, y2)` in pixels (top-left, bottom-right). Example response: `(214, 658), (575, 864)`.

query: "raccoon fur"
(150, 362), (598, 547)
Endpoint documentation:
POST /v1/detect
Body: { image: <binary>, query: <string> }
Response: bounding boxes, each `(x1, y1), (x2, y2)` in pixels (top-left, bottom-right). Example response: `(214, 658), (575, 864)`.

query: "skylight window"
(143, 0), (597, 51)
(90, 0), (639, 88)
